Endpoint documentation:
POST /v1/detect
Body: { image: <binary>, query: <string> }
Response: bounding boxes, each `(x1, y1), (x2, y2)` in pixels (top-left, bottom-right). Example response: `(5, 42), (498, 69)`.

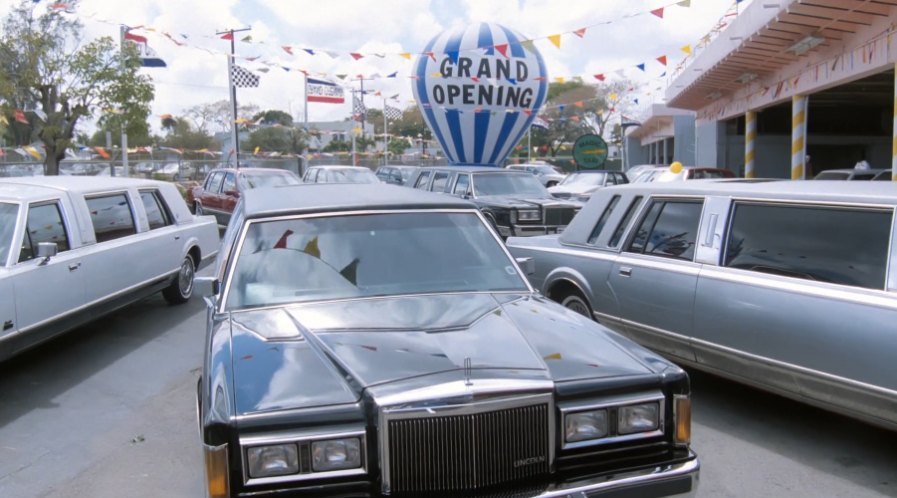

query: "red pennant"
(533, 76), (546, 81)
(282, 46), (293, 55)
(470, 77), (479, 82)
(656, 55), (667, 66)
(651, 7), (664, 18)
(494, 44), (509, 57)
(573, 28), (587, 38)
(593, 73), (605, 81)
(522, 109), (532, 116)
(220, 32), (234, 40)
(14, 109), (27, 124)
(426, 51), (436, 62)
(273, 229), (294, 249)
(350, 52), (363, 60)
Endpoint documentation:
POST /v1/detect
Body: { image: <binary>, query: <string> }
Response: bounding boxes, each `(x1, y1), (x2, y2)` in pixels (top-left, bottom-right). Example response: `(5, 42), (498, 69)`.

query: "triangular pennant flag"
(240, 35), (252, 42)
(282, 46), (293, 55)
(387, 71), (397, 78)
(636, 63), (646, 71)
(573, 28), (587, 38)
(609, 92), (619, 101)
(593, 73), (605, 81)
(651, 7), (664, 18)
(533, 76), (546, 81)
(326, 51), (339, 58)
(677, 0), (691, 6)
(507, 78), (517, 85)
(257, 67), (270, 73)
(548, 34), (561, 49)
(574, 101), (584, 108)
(494, 44), (509, 58)
(336, 74), (348, 79)
(521, 40), (537, 53)
(220, 32), (234, 40)
(426, 51), (436, 62)
(350, 53), (364, 60)
(558, 104), (565, 112)
(303, 48), (315, 55)
(656, 55), (667, 66)
(659, 71), (666, 77)
(399, 52), (411, 60)
(634, 98), (640, 104)
(555, 77), (565, 84)
(681, 44), (692, 55)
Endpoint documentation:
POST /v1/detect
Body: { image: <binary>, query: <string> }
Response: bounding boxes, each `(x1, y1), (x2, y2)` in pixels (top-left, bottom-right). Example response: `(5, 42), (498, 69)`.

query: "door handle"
(68, 263), (81, 272)
(175, 235), (181, 240)
(619, 266), (632, 277)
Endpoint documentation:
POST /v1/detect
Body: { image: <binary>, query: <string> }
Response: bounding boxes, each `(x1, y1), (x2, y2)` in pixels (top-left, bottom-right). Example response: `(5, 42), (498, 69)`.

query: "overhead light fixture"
(736, 72), (758, 84)
(706, 91), (723, 100)
(789, 35), (824, 55)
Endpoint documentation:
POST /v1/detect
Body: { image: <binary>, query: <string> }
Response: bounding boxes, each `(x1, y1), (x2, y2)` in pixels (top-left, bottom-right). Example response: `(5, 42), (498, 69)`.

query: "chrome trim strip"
(239, 426), (367, 487)
(618, 318), (694, 345)
(558, 391), (665, 450)
(375, 378), (554, 408)
(615, 254), (703, 276)
(700, 267), (897, 311)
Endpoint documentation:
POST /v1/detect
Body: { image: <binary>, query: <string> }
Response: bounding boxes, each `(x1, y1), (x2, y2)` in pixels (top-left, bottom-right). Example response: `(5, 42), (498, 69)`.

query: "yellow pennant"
(677, 0), (691, 6)
(399, 53), (412, 60)
(680, 44), (692, 55)
(543, 352), (562, 361)
(548, 34), (561, 49)
(25, 146), (42, 159)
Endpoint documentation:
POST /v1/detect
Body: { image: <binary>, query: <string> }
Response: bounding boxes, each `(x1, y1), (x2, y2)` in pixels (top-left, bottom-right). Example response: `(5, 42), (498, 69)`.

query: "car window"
(86, 193), (137, 243)
(454, 174), (470, 195)
(19, 202), (70, 263)
(724, 203), (891, 289)
(140, 190), (173, 230)
(0, 202), (18, 265)
(473, 173), (547, 196)
(241, 171), (301, 189)
(414, 171), (431, 189)
(376, 168), (389, 180)
(221, 173), (237, 193)
(431, 171), (450, 192)
(207, 172), (225, 193)
(587, 195), (620, 245)
(224, 212), (528, 310)
(615, 173), (629, 184)
(608, 196), (643, 247)
(627, 199), (702, 261)
(851, 173), (875, 180)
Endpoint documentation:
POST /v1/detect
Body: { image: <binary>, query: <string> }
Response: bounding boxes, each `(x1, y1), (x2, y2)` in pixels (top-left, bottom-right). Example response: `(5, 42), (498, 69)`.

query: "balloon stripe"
(474, 111), (491, 164)
(445, 109), (467, 164)
(477, 22), (495, 55)
(415, 33), (457, 163)
(444, 26), (466, 62)
(488, 112), (520, 165)
(498, 25), (525, 58)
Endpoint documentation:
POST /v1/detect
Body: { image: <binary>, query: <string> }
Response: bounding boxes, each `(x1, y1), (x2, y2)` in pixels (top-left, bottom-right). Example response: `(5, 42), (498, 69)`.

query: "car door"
(217, 172), (238, 225)
(9, 201), (85, 338)
(79, 192), (143, 306)
(202, 172), (225, 217)
(607, 197), (704, 362)
(135, 189), (182, 282)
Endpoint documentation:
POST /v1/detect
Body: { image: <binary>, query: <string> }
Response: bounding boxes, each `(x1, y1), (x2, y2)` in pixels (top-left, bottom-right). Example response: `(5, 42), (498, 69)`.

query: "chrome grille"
(387, 403), (550, 493)
(544, 206), (576, 226)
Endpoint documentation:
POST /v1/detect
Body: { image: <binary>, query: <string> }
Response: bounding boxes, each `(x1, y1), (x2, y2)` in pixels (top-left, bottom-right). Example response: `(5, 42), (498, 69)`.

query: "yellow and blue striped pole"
(892, 64), (896, 181)
(791, 95), (808, 180)
(745, 110), (757, 178)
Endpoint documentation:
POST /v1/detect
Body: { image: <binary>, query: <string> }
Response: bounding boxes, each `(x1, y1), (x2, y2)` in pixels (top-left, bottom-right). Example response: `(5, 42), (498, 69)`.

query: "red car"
(187, 167), (301, 225)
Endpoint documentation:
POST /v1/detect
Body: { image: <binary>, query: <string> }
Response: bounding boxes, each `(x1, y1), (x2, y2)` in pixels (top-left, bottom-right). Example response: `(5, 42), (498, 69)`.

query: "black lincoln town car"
(196, 184), (699, 497)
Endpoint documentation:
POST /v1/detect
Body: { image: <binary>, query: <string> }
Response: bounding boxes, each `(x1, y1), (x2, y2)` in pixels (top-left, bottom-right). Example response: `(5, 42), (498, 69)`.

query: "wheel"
(546, 181), (558, 188)
(194, 202), (203, 216)
(163, 254), (195, 305)
(560, 293), (592, 318)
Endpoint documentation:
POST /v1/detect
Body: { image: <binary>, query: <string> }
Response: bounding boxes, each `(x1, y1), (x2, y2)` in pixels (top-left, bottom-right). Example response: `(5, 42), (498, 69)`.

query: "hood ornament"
(464, 357), (473, 386)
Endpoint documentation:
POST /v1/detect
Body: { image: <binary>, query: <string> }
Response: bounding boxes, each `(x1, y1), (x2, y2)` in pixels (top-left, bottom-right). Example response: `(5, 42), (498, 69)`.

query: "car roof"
(609, 178), (897, 205)
(209, 167), (296, 175)
(418, 166), (530, 174)
(308, 165), (370, 170)
(0, 176), (167, 203)
(241, 184), (477, 219)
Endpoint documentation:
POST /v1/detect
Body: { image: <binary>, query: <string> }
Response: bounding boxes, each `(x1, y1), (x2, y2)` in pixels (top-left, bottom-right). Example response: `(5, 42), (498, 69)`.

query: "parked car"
(187, 167), (301, 226)
(548, 170), (628, 202)
(408, 166), (581, 238)
(506, 163), (567, 187)
(302, 165), (379, 184)
(632, 166), (735, 183)
(153, 162), (183, 181)
(507, 180), (897, 431)
(0, 176), (219, 362)
(872, 170), (894, 181)
(813, 168), (888, 180)
(374, 165), (420, 185)
(195, 183), (698, 498)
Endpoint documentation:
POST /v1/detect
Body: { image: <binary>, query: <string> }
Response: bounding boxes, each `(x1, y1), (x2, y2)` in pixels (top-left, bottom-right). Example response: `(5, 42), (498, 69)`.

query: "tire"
(560, 292), (592, 319)
(546, 181), (558, 188)
(163, 254), (195, 305)
(194, 202), (203, 216)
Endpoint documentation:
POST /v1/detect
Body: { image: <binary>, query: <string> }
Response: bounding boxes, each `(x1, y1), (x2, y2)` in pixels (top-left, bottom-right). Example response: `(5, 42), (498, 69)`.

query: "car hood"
(229, 293), (662, 416)
(548, 185), (597, 195)
(476, 195), (575, 208)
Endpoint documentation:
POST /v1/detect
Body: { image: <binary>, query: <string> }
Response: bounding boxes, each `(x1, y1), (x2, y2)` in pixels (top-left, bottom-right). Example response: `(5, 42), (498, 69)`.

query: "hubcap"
(565, 298), (589, 316)
(179, 258), (194, 296)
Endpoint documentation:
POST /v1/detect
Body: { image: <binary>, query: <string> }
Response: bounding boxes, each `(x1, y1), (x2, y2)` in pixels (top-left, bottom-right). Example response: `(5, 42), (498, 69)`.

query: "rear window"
(626, 199), (703, 261)
(724, 203), (891, 289)
(587, 195), (620, 245)
(86, 194), (137, 242)
(608, 196), (643, 247)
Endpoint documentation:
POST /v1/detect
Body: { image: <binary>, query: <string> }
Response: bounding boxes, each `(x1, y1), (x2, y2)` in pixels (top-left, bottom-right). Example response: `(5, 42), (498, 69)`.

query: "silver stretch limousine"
(508, 179), (897, 431)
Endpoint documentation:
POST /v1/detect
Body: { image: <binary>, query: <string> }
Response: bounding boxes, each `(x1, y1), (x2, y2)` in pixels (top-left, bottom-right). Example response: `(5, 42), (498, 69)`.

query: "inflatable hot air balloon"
(413, 23), (548, 167)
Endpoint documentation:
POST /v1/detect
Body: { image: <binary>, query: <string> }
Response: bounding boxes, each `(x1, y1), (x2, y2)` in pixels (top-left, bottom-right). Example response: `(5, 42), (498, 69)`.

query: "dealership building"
(627, 0), (897, 180)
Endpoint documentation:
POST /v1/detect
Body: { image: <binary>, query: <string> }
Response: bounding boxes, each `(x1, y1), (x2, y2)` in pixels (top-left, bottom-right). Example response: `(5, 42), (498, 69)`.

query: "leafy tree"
(186, 100), (258, 133)
(251, 109), (293, 127)
(387, 136), (411, 156)
(0, 0), (155, 174)
(323, 138), (350, 153)
(158, 117), (214, 150)
(243, 125), (305, 154)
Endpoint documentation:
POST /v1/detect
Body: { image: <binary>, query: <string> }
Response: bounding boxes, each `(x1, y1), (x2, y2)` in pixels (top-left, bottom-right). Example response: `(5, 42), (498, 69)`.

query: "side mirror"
(195, 276), (220, 296)
(515, 257), (535, 276)
(36, 242), (58, 265)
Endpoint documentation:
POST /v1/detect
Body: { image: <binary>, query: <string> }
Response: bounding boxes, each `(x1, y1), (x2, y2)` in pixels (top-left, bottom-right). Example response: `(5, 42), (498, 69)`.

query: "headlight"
(247, 444), (299, 478)
(575, 194), (591, 202)
(516, 208), (541, 221)
(311, 438), (362, 472)
(618, 402), (660, 435)
(565, 409), (608, 442)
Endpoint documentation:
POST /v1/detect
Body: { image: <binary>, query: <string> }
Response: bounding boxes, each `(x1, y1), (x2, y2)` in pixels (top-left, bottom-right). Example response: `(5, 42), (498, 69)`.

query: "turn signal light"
(204, 443), (230, 498)
(674, 395), (691, 445)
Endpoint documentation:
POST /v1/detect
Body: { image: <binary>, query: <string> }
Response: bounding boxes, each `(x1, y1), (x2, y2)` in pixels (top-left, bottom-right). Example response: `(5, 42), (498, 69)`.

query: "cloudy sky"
(1, 0), (740, 133)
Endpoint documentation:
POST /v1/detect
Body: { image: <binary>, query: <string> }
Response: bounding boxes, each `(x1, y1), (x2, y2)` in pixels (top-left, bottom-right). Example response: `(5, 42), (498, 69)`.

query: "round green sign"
(573, 134), (608, 170)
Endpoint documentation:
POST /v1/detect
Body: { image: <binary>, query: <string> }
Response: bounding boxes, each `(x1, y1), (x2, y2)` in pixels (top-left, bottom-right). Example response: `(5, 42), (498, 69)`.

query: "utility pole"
(218, 26), (251, 168)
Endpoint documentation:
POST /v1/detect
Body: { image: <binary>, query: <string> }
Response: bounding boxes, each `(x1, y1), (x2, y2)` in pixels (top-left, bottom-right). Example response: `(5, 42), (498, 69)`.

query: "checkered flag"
(353, 94), (367, 119)
(385, 104), (403, 121)
(231, 65), (260, 88)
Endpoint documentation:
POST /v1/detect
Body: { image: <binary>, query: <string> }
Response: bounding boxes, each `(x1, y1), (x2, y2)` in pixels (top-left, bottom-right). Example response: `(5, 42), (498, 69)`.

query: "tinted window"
(609, 196), (643, 247)
(473, 173), (546, 196)
(207, 172), (225, 193)
(414, 171), (431, 189)
(454, 174), (470, 195)
(431, 172), (450, 192)
(627, 200), (702, 261)
(725, 203), (891, 289)
(221, 173), (237, 193)
(140, 190), (172, 230)
(86, 194), (137, 242)
(20, 203), (70, 262)
(587, 195), (620, 245)
(241, 171), (301, 189)
(0, 202), (18, 264)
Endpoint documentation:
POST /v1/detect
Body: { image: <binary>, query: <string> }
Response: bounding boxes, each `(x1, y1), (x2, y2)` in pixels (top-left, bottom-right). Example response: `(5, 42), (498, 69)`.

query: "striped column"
(791, 95), (808, 180)
(892, 64), (896, 181)
(745, 110), (757, 178)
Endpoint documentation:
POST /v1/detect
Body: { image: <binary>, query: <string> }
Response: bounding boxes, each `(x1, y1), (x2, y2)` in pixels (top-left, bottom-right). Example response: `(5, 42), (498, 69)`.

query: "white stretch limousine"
(0, 177), (219, 361)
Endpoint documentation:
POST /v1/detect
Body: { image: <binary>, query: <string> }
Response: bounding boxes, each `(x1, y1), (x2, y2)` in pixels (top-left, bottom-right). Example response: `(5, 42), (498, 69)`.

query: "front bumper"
(499, 224), (567, 237)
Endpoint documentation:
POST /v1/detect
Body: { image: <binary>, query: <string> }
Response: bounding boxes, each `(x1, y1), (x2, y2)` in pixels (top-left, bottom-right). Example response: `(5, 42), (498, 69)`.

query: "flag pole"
(303, 72), (309, 176)
(218, 27), (251, 168)
(383, 98), (388, 167)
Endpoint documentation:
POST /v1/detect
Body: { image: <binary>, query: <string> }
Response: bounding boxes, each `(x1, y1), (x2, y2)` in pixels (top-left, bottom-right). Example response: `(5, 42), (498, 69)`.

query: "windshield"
(559, 172), (605, 187)
(396, 167), (418, 182)
(814, 171), (850, 180)
(0, 202), (19, 265)
(473, 173), (548, 197)
(323, 168), (379, 184)
(225, 211), (528, 310)
(242, 171), (301, 189)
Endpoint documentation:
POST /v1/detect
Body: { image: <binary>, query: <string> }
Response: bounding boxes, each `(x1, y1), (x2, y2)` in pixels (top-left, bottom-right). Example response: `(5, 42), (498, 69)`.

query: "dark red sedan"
(187, 167), (301, 225)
